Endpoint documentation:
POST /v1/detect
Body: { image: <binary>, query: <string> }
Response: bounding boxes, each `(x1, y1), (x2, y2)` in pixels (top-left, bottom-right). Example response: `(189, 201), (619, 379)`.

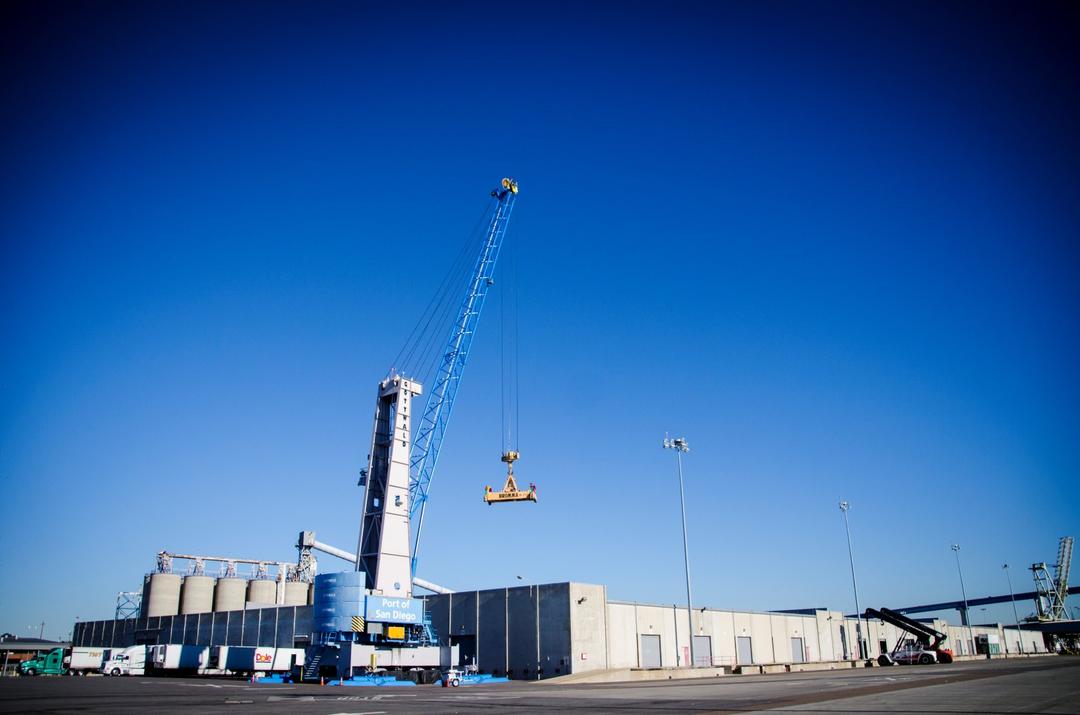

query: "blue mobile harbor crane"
(299, 179), (521, 684)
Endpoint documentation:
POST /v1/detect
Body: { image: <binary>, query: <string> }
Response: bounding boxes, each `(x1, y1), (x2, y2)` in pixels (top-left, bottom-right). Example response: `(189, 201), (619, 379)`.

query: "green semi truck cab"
(19, 648), (67, 676)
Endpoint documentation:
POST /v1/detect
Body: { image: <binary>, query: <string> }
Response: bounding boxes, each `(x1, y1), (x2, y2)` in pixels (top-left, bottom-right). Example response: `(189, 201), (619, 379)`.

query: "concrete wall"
(608, 603), (846, 668)
(569, 583), (608, 673)
(941, 622), (1045, 656)
(603, 604), (1033, 668)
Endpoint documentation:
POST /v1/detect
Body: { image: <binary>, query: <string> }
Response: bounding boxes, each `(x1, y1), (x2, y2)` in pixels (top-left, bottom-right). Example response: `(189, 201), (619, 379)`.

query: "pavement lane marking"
(265, 694), (416, 702)
(325, 712), (386, 715)
(171, 682), (251, 689)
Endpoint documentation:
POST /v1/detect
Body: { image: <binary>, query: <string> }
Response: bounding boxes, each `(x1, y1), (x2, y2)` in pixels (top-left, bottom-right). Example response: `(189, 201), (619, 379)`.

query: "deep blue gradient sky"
(2, 1), (1078, 639)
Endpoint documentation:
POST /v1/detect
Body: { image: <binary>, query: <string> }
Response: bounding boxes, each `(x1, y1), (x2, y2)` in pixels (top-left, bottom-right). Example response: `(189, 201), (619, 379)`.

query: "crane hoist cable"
(484, 217), (536, 506)
(390, 200), (492, 383)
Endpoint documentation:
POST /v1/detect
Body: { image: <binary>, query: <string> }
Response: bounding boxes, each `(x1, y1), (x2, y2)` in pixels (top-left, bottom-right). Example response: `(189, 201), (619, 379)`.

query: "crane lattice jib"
(407, 180), (518, 566)
(1055, 537), (1073, 610)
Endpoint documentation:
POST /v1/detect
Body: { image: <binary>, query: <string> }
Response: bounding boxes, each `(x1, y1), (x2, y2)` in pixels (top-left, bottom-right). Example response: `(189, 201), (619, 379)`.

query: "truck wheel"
(918, 654), (933, 665)
(26, 668), (37, 677)
(111, 668), (121, 676)
(877, 655), (892, 666)
(450, 677), (461, 687)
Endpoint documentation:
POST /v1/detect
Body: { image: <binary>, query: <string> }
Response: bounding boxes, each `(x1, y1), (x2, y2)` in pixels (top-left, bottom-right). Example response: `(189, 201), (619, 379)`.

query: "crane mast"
(355, 178), (519, 593)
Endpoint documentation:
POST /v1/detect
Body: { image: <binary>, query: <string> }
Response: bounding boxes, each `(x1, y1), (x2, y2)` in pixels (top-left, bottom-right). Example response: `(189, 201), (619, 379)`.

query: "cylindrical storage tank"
(144, 573), (182, 617)
(283, 581), (308, 606)
(313, 571), (366, 634)
(247, 579), (277, 605)
(213, 577), (247, 612)
(180, 575), (216, 614)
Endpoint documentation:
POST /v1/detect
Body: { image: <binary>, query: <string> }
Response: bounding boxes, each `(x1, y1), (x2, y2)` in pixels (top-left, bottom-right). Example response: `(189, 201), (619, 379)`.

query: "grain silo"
(143, 573), (182, 617)
(283, 581), (309, 606)
(247, 578), (277, 605)
(213, 577), (248, 612)
(179, 575), (216, 614)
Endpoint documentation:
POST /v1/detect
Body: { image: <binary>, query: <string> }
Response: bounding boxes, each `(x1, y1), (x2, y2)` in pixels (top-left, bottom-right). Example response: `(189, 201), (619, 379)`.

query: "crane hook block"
(484, 451), (537, 504)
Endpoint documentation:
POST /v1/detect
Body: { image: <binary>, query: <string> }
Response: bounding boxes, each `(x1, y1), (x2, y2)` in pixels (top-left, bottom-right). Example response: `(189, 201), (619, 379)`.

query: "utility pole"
(663, 436), (694, 667)
(1003, 563), (1024, 654)
(951, 545), (976, 656)
(839, 501), (866, 660)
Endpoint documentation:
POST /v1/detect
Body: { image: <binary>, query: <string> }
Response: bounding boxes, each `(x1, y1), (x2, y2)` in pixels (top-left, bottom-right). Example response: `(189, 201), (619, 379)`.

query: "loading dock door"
(692, 635), (712, 667)
(450, 636), (476, 668)
(640, 634), (662, 668)
(791, 637), (805, 663)
(736, 636), (753, 665)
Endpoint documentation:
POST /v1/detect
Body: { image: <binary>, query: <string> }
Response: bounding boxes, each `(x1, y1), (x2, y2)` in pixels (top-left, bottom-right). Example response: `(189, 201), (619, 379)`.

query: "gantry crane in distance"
(865, 607), (954, 665)
(355, 178), (520, 598)
(1030, 536), (1073, 622)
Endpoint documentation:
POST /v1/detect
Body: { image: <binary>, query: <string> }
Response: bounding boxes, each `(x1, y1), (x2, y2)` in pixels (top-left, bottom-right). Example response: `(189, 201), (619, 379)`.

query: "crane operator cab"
(484, 450), (537, 504)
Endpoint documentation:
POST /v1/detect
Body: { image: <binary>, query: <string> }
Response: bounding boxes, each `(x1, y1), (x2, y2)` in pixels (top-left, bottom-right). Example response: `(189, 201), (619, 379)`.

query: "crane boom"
(407, 178), (519, 568)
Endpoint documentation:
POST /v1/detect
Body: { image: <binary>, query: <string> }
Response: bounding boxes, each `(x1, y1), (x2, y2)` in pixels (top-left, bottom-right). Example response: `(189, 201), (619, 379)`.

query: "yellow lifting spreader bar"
(484, 450), (537, 504)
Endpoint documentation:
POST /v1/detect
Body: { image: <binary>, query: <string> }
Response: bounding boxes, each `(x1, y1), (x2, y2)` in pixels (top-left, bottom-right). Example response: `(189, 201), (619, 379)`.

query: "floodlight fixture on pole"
(951, 544), (976, 656)
(663, 434), (694, 667)
(663, 437), (689, 453)
(1003, 563), (1024, 654)
(838, 500), (866, 661)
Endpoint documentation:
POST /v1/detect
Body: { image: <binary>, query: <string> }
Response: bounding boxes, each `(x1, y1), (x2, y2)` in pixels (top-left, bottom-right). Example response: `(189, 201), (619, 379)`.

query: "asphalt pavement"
(0, 656), (1076, 714)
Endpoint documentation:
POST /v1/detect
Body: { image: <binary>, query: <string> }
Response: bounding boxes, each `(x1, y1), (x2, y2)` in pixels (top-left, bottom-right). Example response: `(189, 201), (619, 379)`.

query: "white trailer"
(203, 646), (305, 677)
(148, 644), (207, 673)
(267, 647), (304, 674)
(66, 647), (111, 674)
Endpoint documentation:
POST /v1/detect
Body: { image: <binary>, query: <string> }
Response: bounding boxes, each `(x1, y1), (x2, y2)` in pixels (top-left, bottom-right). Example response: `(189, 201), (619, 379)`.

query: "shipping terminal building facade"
(73, 579), (1048, 679)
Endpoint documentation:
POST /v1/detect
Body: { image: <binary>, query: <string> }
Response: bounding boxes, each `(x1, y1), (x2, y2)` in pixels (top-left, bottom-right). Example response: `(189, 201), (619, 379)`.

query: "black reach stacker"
(864, 607), (955, 665)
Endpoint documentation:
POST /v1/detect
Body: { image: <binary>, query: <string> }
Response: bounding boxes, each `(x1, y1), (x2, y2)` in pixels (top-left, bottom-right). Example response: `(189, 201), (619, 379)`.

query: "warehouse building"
(72, 579), (1046, 677)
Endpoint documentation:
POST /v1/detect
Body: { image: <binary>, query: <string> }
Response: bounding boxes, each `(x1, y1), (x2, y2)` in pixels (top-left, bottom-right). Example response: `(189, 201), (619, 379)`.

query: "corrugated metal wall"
(425, 583), (574, 678)
(73, 606), (312, 649)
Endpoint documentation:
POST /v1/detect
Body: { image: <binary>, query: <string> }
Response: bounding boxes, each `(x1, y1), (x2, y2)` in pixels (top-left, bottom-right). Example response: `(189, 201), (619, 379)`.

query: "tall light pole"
(663, 435), (694, 667)
(1003, 563), (1024, 654)
(951, 544), (975, 656)
(838, 501), (866, 660)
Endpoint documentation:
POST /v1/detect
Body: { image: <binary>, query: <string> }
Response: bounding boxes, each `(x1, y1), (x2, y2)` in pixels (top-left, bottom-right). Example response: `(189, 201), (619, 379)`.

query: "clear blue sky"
(1, 1), (1077, 640)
